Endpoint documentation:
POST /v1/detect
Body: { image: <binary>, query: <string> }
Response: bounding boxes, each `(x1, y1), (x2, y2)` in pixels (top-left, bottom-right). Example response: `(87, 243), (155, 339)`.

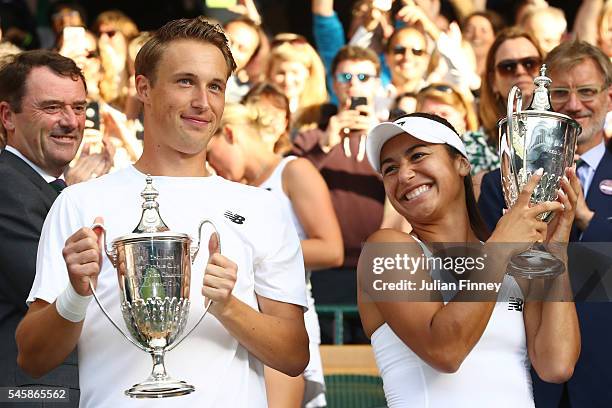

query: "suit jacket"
(477, 146), (612, 407)
(0, 150), (79, 406)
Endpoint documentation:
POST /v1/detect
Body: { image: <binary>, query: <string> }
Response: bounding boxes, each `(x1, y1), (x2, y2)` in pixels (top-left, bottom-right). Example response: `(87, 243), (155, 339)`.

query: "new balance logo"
(508, 297), (524, 312)
(224, 211), (246, 224)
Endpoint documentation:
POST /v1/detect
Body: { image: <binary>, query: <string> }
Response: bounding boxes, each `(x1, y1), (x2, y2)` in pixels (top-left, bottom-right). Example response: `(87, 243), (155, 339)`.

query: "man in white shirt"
(15, 17), (309, 407)
(0, 49), (87, 405)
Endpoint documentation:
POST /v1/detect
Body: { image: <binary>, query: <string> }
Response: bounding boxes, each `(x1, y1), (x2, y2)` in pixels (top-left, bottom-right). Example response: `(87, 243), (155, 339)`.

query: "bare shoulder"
(367, 228), (416, 244)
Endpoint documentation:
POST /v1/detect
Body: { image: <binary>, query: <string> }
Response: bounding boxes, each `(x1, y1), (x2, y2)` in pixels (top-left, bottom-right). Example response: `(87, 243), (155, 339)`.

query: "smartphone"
(350, 96), (368, 110)
(205, 0), (238, 8)
(373, 0), (393, 11)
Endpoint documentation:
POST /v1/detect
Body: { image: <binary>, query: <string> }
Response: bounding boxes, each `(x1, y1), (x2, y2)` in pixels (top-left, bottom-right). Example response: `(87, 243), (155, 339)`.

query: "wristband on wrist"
(55, 283), (93, 323)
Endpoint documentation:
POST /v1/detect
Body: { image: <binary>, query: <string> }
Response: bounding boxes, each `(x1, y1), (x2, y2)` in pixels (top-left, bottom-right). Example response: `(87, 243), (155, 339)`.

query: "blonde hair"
(218, 103), (280, 148)
(267, 39), (327, 125)
(416, 84), (479, 132)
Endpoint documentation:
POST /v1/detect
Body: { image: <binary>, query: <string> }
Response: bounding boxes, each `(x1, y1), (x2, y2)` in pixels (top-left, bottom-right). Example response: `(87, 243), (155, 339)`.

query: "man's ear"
(0, 101), (16, 132)
(606, 85), (612, 112)
(135, 75), (151, 103)
(223, 125), (235, 144)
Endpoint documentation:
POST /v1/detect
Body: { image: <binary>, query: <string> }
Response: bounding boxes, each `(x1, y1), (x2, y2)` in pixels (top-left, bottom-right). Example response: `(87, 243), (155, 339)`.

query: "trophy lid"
(132, 175), (170, 234)
(527, 64), (553, 111)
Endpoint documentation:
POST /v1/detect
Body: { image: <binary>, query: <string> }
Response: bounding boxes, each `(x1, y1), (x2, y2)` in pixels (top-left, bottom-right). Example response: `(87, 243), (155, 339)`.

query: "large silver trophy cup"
(498, 65), (581, 279)
(89, 176), (218, 398)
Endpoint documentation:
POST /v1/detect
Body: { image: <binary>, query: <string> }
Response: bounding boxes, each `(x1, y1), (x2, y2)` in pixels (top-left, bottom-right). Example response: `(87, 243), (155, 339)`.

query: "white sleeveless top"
(259, 156), (306, 240)
(371, 237), (534, 408)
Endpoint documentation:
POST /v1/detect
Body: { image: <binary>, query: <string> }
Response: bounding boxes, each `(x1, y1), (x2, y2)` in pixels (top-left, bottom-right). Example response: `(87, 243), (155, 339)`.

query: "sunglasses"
(550, 85), (606, 103)
(336, 72), (375, 84)
(420, 84), (455, 94)
(495, 57), (541, 76)
(392, 45), (427, 57)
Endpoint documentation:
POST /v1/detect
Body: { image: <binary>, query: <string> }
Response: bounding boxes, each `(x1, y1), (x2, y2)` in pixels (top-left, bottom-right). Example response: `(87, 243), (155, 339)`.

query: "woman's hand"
(488, 169), (564, 256)
(546, 166), (581, 244)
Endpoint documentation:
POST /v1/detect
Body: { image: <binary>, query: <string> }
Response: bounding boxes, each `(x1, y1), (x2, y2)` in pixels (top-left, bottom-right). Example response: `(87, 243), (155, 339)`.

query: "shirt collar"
(4, 145), (63, 183)
(579, 140), (606, 171)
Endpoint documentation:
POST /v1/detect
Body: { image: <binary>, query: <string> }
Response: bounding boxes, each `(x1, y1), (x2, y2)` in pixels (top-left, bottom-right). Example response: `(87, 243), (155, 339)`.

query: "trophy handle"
(88, 223), (150, 353)
(91, 222), (116, 267)
(166, 219), (220, 352)
(507, 85), (522, 148)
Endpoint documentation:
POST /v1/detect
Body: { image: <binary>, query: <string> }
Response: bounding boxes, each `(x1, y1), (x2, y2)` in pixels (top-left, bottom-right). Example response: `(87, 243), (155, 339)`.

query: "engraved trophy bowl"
(497, 65), (581, 279)
(89, 176), (219, 398)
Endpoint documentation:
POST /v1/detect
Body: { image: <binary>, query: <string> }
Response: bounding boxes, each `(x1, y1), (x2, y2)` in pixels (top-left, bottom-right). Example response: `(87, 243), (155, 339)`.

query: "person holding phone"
(292, 45), (385, 344)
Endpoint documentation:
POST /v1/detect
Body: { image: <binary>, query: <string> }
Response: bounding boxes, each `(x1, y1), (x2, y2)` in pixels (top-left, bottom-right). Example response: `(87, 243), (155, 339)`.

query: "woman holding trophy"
(358, 112), (581, 407)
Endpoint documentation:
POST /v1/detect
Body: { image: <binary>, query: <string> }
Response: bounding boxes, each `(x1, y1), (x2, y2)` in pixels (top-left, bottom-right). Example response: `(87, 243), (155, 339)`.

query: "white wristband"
(55, 283), (93, 323)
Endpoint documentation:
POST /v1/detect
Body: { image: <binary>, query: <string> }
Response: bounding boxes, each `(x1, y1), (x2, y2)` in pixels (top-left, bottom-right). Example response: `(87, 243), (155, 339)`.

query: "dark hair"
(243, 81), (292, 155)
(396, 112), (490, 241)
(331, 45), (381, 76)
(135, 16), (237, 84)
(0, 50), (86, 112)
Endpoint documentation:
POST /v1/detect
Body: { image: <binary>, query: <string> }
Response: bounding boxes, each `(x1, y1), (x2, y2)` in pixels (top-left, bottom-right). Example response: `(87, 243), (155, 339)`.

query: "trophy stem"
(125, 348), (195, 398)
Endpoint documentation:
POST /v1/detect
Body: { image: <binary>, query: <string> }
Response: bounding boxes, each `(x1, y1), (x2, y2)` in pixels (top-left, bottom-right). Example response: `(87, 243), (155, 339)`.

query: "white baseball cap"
(366, 114), (469, 172)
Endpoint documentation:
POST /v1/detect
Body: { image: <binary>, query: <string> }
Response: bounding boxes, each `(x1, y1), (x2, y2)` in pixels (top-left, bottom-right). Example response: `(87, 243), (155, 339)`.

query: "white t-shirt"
(28, 165), (308, 407)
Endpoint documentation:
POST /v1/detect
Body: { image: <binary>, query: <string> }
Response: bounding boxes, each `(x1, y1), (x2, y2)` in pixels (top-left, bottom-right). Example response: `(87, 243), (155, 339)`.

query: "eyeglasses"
(495, 57), (541, 76)
(392, 45), (428, 57)
(335, 72), (375, 84)
(549, 85), (606, 103)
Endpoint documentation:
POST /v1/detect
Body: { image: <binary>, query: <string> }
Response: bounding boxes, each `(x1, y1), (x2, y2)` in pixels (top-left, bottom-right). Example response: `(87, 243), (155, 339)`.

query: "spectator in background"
(224, 17), (265, 102)
(267, 34), (328, 131)
(91, 10), (139, 112)
(49, 2), (87, 48)
(385, 26), (434, 96)
(478, 27), (543, 151)
(462, 10), (504, 77)
(521, 6), (567, 55)
(242, 81), (292, 155)
(0, 50), (86, 407)
(292, 45), (385, 344)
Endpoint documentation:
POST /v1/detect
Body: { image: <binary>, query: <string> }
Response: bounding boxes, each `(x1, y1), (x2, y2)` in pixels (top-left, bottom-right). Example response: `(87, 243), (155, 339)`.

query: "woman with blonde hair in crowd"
(242, 81), (292, 155)
(207, 103), (343, 408)
(91, 10), (139, 111)
(266, 34), (328, 131)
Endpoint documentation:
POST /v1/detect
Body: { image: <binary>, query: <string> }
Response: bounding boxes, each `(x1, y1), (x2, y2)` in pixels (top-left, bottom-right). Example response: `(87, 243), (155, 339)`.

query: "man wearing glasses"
(529, 40), (612, 408)
(292, 45), (385, 344)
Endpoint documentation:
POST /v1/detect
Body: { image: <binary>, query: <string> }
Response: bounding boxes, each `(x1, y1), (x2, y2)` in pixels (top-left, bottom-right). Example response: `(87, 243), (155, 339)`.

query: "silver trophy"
(89, 176), (219, 398)
(498, 65), (581, 279)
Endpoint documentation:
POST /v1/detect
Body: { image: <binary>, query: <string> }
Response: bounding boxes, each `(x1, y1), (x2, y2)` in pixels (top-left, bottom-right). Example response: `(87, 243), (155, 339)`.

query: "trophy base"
(125, 378), (195, 398)
(506, 247), (565, 279)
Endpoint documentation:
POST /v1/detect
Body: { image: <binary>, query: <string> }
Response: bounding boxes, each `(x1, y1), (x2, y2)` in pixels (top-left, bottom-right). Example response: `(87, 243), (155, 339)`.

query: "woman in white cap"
(358, 112), (581, 407)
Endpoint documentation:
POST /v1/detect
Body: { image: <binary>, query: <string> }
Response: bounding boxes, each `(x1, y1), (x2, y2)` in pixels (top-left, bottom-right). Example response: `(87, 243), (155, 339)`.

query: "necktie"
(575, 158), (589, 193)
(49, 178), (67, 193)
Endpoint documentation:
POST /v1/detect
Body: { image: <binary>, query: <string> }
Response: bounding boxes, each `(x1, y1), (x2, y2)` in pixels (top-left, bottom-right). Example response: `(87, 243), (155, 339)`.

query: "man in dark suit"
(0, 50), (87, 406)
(478, 40), (612, 407)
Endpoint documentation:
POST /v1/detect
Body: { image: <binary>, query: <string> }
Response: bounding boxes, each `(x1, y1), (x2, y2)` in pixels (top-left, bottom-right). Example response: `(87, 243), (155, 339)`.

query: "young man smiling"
(16, 17), (309, 407)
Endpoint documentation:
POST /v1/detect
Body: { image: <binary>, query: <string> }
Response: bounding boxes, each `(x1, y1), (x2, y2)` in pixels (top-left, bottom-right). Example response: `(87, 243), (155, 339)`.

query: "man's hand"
(321, 105), (374, 151)
(574, 180), (594, 231)
(62, 217), (104, 296)
(202, 233), (238, 317)
(65, 139), (114, 185)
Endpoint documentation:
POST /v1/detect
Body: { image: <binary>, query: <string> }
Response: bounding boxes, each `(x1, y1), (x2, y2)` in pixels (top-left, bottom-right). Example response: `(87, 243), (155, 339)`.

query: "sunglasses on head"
(392, 45), (427, 57)
(420, 84), (455, 94)
(336, 72), (375, 84)
(495, 57), (541, 76)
